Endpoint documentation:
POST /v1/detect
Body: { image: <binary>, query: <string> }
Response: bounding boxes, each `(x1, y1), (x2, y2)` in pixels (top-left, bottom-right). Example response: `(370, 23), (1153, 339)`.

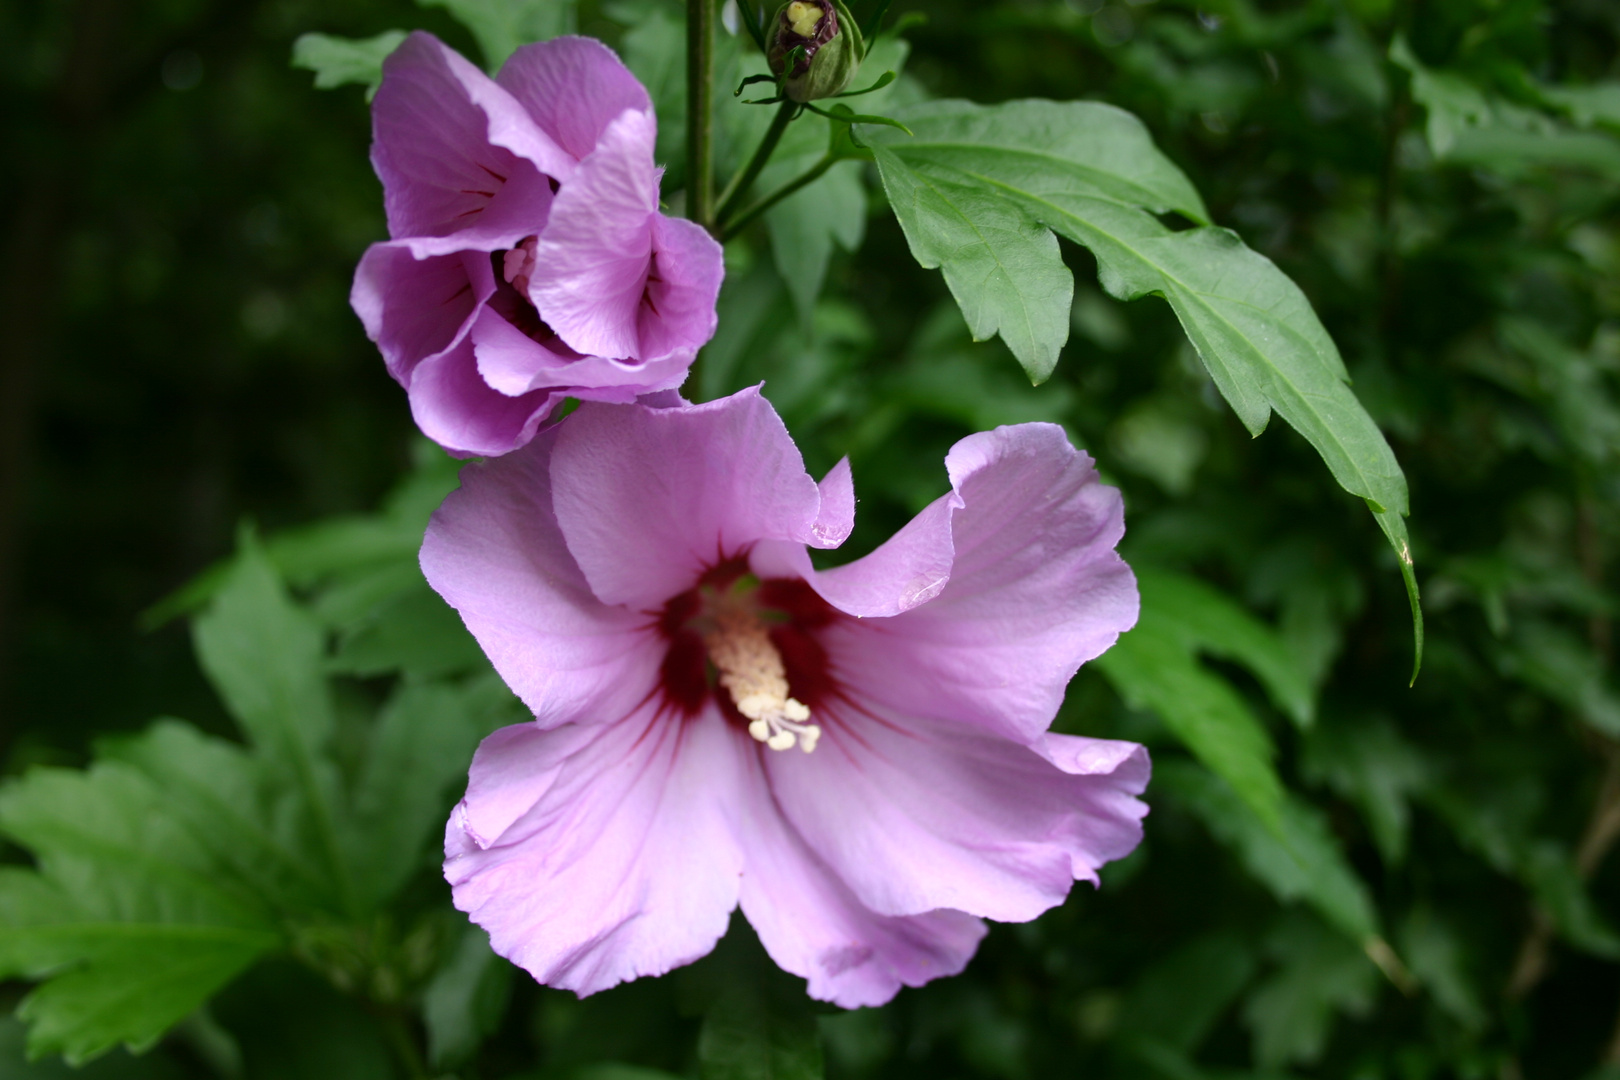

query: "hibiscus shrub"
(3, 0), (1620, 1077)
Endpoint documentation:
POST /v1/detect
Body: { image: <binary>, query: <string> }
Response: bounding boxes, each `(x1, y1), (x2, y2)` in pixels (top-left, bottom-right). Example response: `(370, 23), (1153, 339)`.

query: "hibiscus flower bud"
(766, 0), (863, 102)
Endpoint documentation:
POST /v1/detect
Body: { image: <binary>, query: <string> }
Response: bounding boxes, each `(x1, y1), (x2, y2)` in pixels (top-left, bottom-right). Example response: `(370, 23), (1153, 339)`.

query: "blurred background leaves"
(3, 0), (1620, 1076)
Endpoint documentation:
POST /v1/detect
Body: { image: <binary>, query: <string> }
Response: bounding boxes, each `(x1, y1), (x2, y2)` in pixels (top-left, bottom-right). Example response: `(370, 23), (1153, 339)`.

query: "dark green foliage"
(3, 0), (1620, 1076)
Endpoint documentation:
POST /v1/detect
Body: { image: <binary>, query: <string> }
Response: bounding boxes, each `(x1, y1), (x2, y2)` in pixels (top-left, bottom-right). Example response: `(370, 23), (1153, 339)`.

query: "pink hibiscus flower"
(422, 389), (1149, 1006)
(352, 33), (723, 456)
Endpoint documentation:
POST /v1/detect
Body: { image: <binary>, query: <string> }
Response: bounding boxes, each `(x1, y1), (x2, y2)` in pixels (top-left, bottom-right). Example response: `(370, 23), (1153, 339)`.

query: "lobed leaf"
(863, 100), (1419, 656)
(0, 764), (282, 1064)
(291, 31), (408, 99)
(416, 0), (576, 70)
(423, 928), (514, 1070)
(1158, 761), (1380, 948)
(1097, 620), (1283, 829)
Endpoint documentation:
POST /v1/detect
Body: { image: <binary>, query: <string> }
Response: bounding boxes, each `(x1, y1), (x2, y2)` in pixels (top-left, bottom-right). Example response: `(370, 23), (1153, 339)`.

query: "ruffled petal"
(496, 37), (653, 165)
(445, 706), (747, 996)
(798, 423), (1137, 745)
(767, 704), (1149, 923)
(421, 423), (664, 728)
(470, 304), (586, 397)
(635, 214), (725, 363)
(550, 389), (833, 609)
(734, 749), (986, 1008)
(469, 305), (695, 402)
(352, 243), (492, 384)
(529, 110), (659, 359)
(371, 33), (568, 249)
(407, 339), (557, 457)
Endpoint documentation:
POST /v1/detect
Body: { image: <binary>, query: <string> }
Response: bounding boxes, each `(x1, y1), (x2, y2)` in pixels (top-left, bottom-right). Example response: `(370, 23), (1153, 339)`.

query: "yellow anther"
(703, 606), (820, 753)
(786, 1), (824, 37)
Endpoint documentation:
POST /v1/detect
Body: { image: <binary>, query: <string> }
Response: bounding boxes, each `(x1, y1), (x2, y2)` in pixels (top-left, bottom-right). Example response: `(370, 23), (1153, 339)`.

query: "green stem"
(719, 154), (834, 240)
(382, 1013), (431, 1080)
(687, 0), (715, 228)
(715, 99), (797, 226)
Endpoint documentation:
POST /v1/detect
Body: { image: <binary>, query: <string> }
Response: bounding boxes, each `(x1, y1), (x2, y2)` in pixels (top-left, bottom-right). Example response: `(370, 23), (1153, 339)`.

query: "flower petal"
(635, 214), (725, 363)
(372, 33), (568, 250)
(804, 423), (1137, 745)
(352, 243), (492, 384)
(768, 706), (1149, 922)
(734, 749), (987, 1008)
(445, 706), (746, 996)
(496, 37), (653, 165)
(407, 339), (557, 457)
(550, 390), (833, 609)
(529, 110), (659, 359)
(470, 304), (586, 397)
(421, 423), (665, 727)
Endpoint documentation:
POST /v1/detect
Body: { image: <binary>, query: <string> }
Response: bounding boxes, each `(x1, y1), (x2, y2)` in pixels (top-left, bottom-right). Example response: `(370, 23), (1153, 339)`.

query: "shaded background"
(3, 0), (1620, 1076)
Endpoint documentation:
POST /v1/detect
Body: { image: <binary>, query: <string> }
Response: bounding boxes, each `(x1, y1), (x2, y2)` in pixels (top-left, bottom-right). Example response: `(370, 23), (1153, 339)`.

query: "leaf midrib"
(882, 137), (1208, 224)
(914, 155), (1403, 510)
(881, 148), (1050, 369)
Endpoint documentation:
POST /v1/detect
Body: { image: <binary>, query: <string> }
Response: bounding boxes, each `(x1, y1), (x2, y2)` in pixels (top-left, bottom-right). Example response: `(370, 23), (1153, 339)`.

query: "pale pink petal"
(636, 214), (725, 362)
(407, 340), (557, 457)
(529, 110), (659, 359)
(812, 457), (855, 548)
(496, 37), (653, 164)
(549, 390), (832, 609)
(470, 304), (587, 397)
(767, 705), (1149, 922)
(777, 423), (1137, 745)
(734, 749), (986, 1007)
(445, 707), (746, 996)
(421, 426), (661, 724)
(352, 243), (492, 383)
(371, 33), (569, 249)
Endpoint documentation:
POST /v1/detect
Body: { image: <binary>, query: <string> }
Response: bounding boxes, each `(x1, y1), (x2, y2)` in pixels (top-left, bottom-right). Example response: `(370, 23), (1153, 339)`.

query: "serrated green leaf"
(0, 762), (282, 1065)
(1117, 932), (1258, 1054)
(423, 928), (514, 1069)
(1299, 717), (1427, 865)
(1159, 761), (1379, 946)
(98, 721), (338, 915)
(1393, 36), (1620, 179)
(0, 1016), (184, 1078)
(191, 544), (356, 916)
(863, 100), (1418, 650)
(417, 0), (575, 70)
(1496, 620), (1620, 736)
(290, 31), (407, 99)
(327, 579), (485, 679)
(346, 677), (519, 908)
(1136, 567), (1315, 727)
(692, 922), (824, 1080)
(699, 992), (824, 1080)
(1398, 906), (1485, 1031)
(1522, 843), (1620, 958)
(1241, 913), (1378, 1068)
(1097, 620), (1284, 828)
(192, 542), (333, 762)
(1538, 81), (1620, 132)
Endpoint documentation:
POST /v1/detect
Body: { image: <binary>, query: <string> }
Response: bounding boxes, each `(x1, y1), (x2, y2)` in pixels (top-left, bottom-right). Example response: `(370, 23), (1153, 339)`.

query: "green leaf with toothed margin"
(863, 100), (1419, 671)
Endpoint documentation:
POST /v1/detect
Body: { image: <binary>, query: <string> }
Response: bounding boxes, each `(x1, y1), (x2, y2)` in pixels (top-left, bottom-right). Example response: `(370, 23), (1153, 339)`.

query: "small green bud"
(766, 0), (864, 103)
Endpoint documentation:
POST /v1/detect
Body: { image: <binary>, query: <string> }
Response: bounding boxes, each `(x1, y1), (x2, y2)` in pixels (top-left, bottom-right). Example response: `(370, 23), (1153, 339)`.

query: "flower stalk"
(718, 152), (834, 240)
(688, 0), (716, 228)
(715, 99), (798, 226)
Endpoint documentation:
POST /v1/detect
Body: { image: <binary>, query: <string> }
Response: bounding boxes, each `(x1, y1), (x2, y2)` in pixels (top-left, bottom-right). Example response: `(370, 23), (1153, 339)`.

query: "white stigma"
(702, 607), (821, 753)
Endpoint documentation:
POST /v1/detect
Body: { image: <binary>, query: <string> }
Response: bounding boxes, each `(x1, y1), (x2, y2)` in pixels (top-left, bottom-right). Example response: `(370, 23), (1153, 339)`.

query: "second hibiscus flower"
(423, 388), (1150, 1007)
(352, 33), (723, 457)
